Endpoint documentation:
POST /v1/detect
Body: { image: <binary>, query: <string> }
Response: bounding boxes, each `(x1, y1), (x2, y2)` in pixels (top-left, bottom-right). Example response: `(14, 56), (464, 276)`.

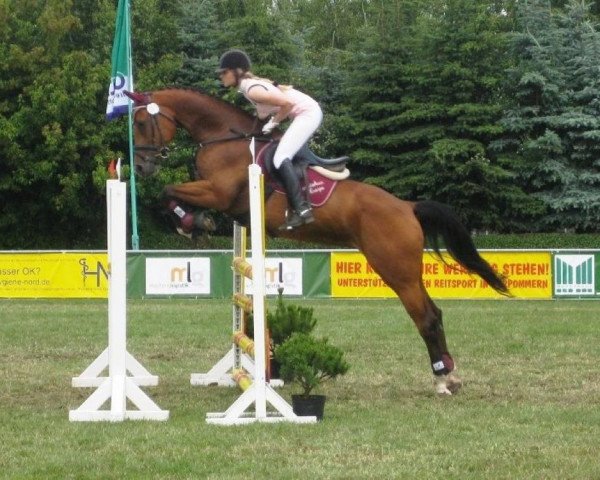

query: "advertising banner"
(553, 251), (600, 298)
(245, 257), (303, 295)
(145, 257), (211, 295)
(331, 251), (553, 299)
(255, 251), (330, 298)
(3, 249), (598, 300)
(331, 252), (395, 298)
(0, 252), (108, 298)
(125, 251), (331, 299)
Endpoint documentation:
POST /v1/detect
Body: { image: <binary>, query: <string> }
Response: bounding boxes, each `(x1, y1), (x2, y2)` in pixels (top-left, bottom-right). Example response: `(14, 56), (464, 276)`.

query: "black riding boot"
(277, 159), (314, 230)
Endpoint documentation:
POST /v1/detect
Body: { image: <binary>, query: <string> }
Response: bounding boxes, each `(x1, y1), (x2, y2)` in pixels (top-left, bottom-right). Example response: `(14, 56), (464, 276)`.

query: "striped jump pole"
(69, 175), (168, 422)
(189, 221), (255, 387)
(206, 143), (316, 425)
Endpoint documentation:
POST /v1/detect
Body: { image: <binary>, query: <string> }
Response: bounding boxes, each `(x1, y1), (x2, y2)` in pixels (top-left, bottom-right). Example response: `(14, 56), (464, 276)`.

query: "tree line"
(0, 0), (599, 249)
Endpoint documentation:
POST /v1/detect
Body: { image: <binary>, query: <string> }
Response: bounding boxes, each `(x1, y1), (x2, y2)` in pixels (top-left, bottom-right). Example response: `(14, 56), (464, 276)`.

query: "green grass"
(1, 299), (599, 479)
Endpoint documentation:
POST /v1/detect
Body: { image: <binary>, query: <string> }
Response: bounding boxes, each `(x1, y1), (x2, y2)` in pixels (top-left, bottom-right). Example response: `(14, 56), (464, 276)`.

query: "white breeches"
(273, 107), (323, 169)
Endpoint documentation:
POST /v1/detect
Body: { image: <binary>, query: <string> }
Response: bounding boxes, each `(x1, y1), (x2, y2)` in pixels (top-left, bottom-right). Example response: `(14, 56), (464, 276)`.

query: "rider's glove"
(262, 118), (279, 135)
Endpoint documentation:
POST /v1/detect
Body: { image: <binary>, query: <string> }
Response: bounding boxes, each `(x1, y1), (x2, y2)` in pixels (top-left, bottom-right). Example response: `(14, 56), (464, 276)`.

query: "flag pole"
(125, 0), (139, 250)
(106, 0), (140, 249)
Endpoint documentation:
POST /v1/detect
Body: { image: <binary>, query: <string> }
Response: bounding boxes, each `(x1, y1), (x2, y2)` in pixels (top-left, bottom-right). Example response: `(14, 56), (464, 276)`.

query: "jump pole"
(206, 143), (316, 425)
(189, 221), (283, 388)
(189, 222), (255, 387)
(69, 176), (168, 422)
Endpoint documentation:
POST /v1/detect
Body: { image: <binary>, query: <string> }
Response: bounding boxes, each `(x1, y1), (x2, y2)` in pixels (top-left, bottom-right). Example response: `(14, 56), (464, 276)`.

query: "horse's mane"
(150, 86), (254, 121)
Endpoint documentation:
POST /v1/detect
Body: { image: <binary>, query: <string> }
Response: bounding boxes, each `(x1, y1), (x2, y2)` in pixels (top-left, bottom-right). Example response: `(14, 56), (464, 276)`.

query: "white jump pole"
(69, 175), (168, 422)
(206, 140), (316, 425)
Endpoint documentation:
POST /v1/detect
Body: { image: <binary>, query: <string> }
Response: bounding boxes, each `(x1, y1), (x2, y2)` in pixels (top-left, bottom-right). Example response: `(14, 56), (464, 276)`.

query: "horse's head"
(125, 90), (177, 177)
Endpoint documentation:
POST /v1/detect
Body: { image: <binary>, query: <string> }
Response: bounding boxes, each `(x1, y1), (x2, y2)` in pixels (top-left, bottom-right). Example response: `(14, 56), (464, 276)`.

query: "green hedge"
(137, 229), (600, 251)
(134, 204), (599, 251)
(471, 233), (600, 249)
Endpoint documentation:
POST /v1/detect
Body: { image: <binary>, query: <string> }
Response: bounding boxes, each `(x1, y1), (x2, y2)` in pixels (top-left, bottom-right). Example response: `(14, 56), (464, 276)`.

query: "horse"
(125, 87), (509, 396)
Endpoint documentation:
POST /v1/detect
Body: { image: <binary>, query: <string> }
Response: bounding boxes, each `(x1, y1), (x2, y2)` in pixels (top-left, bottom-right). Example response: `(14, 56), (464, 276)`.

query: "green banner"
(552, 251), (600, 298)
(126, 250), (331, 299)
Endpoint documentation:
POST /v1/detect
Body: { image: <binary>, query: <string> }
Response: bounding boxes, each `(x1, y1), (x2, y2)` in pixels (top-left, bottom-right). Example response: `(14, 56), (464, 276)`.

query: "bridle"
(133, 100), (268, 167)
(132, 104), (177, 166)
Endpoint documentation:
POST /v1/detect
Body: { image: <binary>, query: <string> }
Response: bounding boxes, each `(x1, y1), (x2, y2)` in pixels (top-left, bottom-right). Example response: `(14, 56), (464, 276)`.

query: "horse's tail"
(413, 200), (510, 296)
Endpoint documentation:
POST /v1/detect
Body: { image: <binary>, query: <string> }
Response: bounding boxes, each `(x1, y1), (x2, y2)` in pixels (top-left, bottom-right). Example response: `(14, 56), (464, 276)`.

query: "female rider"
(217, 49), (322, 230)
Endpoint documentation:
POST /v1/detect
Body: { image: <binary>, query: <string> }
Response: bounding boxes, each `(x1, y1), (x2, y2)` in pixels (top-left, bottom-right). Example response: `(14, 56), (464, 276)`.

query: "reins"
(197, 128), (272, 149)
(132, 100), (272, 167)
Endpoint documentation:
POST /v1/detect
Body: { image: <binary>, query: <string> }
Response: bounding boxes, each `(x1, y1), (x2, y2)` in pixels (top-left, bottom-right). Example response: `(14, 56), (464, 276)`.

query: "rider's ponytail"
(242, 72), (292, 91)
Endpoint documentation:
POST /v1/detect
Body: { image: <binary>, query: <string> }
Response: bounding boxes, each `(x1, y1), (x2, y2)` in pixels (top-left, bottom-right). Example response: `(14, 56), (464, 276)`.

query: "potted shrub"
(274, 332), (349, 420)
(245, 289), (317, 376)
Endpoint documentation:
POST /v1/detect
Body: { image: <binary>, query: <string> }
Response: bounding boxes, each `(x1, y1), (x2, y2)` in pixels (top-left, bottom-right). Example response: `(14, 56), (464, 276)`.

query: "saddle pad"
(255, 142), (337, 208)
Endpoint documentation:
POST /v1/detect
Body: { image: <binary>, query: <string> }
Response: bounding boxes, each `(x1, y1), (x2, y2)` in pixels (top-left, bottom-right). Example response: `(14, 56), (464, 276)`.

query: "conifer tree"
(493, 0), (600, 231)
(335, 0), (530, 230)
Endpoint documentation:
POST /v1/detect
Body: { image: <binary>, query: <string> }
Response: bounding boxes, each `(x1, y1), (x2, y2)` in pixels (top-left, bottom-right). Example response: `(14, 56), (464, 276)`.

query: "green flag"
(105, 0), (140, 249)
(106, 0), (132, 120)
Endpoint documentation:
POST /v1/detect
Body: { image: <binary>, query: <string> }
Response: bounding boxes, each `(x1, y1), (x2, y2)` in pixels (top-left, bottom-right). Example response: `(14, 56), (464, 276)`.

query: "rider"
(217, 49), (321, 230)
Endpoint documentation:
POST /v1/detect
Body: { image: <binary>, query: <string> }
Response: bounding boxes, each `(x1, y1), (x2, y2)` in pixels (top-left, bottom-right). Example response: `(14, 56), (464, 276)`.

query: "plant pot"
(291, 394), (326, 421)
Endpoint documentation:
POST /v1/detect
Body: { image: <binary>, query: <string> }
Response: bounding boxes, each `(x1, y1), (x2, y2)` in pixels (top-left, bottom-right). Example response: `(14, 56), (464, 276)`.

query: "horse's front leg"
(162, 180), (227, 235)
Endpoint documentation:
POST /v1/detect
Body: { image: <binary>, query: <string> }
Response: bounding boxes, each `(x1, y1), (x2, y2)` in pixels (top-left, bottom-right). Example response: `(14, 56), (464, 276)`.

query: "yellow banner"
(331, 251), (552, 299)
(0, 253), (108, 298)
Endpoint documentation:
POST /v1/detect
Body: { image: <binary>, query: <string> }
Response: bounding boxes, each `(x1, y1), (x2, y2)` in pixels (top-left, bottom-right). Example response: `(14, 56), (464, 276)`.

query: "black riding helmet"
(217, 49), (251, 72)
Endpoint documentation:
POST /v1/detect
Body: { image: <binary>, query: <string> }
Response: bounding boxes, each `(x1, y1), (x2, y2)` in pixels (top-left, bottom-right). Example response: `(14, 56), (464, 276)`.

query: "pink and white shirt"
(238, 78), (320, 119)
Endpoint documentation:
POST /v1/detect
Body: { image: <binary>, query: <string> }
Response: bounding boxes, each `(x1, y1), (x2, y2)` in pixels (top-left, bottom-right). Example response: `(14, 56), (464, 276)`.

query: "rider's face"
(219, 69), (236, 87)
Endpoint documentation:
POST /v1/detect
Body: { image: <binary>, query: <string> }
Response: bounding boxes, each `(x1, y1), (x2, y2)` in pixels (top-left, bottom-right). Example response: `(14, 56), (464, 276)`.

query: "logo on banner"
(79, 257), (109, 287)
(554, 254), (595, 295)
(245, 258), (303, 295)
(146, 258), (210, 295)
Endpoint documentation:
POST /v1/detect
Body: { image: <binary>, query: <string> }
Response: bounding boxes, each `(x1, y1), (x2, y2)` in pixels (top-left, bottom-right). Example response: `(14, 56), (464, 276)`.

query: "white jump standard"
(189, 220), (283, 389)
(69, 178), (168, 422)
(206, 161), (317, 425)
(189, 221), (257, 387)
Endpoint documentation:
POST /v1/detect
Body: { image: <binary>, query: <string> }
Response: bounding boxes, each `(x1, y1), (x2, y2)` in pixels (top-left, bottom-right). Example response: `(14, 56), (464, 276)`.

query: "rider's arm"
(246, 85), (294, 123)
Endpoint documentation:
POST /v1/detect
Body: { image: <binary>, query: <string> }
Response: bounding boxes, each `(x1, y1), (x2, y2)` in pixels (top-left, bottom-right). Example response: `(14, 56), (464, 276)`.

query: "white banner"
(245, 258), (303, 295)
(145, 258), (210, 295)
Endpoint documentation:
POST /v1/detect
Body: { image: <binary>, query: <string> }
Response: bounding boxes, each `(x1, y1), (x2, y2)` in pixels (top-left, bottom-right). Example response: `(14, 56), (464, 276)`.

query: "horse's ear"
(124, 90), (150, 105)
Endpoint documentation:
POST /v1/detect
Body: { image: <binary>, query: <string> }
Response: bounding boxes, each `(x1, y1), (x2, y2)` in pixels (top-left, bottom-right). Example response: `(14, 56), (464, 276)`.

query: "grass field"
(1, 298), (599, 479)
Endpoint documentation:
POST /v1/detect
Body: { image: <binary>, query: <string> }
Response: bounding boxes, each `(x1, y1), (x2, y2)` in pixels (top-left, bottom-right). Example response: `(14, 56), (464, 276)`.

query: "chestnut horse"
(126, 87), (509, 395)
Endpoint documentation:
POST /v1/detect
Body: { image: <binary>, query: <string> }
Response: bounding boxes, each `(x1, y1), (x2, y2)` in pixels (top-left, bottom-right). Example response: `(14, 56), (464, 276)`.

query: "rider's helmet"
(217, 49), (251, 72)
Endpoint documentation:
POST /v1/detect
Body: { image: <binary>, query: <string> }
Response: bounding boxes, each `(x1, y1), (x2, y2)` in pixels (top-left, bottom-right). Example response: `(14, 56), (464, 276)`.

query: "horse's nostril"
(135, 165), (145, 176)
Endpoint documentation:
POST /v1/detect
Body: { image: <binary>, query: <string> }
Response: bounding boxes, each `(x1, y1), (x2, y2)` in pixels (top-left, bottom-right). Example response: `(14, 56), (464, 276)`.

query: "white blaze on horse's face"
(146, 103), (160, 115)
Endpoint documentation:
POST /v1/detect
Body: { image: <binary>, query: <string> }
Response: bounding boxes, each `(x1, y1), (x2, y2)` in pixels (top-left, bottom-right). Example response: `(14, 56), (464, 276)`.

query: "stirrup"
(278, 208), (314, 231)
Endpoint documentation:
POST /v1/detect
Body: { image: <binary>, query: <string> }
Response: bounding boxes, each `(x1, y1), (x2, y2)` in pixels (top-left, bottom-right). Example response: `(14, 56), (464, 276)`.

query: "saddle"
(256, 142), (351, 207)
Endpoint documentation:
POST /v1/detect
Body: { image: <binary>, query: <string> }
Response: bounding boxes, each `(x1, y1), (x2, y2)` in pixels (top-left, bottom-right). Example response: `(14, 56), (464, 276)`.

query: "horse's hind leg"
(353, 212), (462, 394)
(390, 280), (462, 395)
(417, 288), (463, 394)
(365, 246), (462, 394)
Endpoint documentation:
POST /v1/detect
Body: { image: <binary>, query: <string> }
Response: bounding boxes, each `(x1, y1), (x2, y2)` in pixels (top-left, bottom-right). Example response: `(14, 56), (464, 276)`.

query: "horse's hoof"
(446, 372), (463, 394)
(194, 212), (216, 232)
(176, 227), (193, 240)
(433, 372), (462, 396)
(435, 383), (453, 395)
